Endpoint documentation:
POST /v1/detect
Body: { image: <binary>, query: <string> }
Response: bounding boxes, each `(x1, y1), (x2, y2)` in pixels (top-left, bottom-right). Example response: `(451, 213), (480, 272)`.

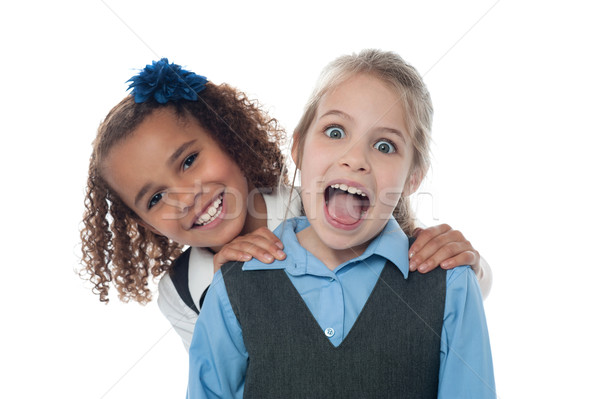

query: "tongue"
(327, 190), (364, 225)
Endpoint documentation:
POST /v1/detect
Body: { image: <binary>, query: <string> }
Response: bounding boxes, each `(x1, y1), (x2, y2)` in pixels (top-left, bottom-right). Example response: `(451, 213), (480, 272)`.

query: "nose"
(165, 186), (200, 218)
(338, 141), (370, 173)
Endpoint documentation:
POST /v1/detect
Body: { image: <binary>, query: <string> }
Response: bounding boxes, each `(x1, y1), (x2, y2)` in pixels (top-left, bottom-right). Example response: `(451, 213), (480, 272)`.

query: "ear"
(403, 169), (425, 197)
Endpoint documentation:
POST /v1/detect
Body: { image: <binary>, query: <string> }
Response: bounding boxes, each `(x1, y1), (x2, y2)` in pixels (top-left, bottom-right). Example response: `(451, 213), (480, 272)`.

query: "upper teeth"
(330, 183), (366, 196)
(196, 196), (223, 226)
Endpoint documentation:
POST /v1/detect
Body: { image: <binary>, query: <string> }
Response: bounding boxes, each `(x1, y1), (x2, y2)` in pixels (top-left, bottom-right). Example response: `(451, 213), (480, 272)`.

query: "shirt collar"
(243, 217), (410, 279)
(363, 218), (410, 278)
(243, 217), (307, 272)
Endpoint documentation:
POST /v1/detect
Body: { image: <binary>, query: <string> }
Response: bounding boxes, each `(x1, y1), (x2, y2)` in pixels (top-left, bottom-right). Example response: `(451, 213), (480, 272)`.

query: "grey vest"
(222, 259), (446, 399)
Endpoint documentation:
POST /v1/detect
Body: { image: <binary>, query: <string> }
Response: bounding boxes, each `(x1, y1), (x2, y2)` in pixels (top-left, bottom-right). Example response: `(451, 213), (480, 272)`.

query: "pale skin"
(101, 108), (481, 274)
(292, 73), (420, 269)
(220, 75), (483, 274)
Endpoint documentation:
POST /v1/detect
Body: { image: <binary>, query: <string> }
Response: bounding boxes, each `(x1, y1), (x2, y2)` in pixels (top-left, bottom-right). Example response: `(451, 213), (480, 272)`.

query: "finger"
(248, 227), (284, 249)
(217, 243), (276, 265)
(409, 224), (452, 259)
(213, 248), (253, 269)
(412, 227), (423, 238)
(225, 237), (286, 263)
(411, 228), (466, 264)
(229, 235), (285, 263)
(409, 227), (457, 271)
(417, 242), (473, 273)
(439, 251), (479, 270)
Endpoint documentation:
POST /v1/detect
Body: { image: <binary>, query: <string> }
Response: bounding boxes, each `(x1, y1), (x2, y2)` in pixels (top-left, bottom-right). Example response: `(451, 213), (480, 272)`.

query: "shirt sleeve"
(414, 219), (493, 300)
(438, 266), (496, 398)
(157, 274), (198, 352)
(474, 256), (493, 300)
(187, 270), (247, 399)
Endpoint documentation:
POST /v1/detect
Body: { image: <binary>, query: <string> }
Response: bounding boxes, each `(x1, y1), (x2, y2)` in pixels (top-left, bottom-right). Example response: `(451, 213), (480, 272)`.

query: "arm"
(409, 223), (493, 299)
(187, 270), (247, 399)
(438, 266), (496, 398)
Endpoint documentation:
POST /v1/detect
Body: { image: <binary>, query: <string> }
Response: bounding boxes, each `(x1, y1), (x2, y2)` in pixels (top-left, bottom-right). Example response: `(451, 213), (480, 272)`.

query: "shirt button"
(324, 327), (335, 337)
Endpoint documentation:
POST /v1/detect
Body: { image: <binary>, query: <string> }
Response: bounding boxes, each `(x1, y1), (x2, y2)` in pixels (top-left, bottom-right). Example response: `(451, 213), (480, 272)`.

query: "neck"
(296, 226), (371, 271)
(209, 189), (268, 254)
(241, 189), (268, 235)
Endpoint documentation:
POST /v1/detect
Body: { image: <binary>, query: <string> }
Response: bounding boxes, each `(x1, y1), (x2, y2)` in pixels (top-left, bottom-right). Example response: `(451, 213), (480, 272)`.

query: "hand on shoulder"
(212, 227), (287, 272)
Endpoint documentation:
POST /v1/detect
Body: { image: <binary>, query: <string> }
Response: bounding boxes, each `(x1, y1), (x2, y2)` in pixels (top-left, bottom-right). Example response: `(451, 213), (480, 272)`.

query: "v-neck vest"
(222, 260), (446, 398)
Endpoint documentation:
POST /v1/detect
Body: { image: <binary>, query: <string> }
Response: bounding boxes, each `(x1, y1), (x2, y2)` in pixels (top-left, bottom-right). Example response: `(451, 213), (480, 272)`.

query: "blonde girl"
(188, 49), (495, 398)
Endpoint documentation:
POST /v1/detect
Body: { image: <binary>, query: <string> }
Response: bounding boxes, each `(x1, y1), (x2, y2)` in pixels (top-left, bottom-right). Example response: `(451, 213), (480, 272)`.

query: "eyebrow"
(320, 109), (353, 122)
(320, 109), (407, 144)
(134, 183), (153, 209)
(133, 139), (197, 208)
(168, 140), (197, 166)
(380, 127), (407, 144)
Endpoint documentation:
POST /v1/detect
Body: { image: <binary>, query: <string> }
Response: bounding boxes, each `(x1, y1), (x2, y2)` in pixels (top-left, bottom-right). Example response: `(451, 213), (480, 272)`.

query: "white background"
(1, 1), (599, 398)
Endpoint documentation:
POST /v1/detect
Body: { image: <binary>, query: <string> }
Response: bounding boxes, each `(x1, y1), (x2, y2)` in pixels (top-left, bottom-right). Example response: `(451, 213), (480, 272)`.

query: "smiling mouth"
(193, 194), (223, 227)
(325, 183), (370, 225)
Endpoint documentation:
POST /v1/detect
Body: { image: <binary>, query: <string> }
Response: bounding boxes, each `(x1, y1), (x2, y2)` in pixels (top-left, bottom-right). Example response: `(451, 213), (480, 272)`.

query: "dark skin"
(409, 224), (480, 272)
(214, 223), (481, 275)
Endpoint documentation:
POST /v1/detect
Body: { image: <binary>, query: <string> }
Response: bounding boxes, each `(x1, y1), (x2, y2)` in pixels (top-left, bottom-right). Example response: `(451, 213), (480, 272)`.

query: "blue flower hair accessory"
(127, 58), (208, 104)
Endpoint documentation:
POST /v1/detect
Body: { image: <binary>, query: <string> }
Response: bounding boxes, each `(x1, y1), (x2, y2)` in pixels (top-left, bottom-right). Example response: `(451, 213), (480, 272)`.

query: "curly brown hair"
(80, 82), (288, 304)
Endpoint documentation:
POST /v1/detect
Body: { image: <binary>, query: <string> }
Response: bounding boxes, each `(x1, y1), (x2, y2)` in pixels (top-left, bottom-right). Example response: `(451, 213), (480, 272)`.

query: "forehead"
(106, 109), (198, 160)
(317, 73), (410, 133)
(100, 109), (208, 201)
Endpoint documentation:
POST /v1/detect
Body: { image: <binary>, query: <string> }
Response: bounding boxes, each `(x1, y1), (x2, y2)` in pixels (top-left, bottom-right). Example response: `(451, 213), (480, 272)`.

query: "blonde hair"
(293, 49), (433, 235)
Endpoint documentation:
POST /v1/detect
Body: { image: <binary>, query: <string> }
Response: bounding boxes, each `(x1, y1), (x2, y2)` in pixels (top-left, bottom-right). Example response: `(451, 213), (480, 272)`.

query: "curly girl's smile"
(192, 194), (224, 228)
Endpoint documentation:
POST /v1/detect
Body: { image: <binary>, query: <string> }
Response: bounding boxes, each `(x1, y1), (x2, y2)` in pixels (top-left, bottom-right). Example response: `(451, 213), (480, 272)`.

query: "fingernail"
(409, 251), (414, 259)
(418, 262), (429, 272)
(242, 254), (252, 261)
(409, 261), (416, 271)
(276, 250), (286, 259)
(276, 242), (284, 249)
(264, 254), (274, 262)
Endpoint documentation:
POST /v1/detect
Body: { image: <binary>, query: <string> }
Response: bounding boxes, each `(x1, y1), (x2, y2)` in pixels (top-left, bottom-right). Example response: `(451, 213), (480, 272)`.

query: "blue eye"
(148, 192), (165, 209)
(374, 140), (396, 154)
(325, 126), (346, 139)
(183, 153), (197, 170)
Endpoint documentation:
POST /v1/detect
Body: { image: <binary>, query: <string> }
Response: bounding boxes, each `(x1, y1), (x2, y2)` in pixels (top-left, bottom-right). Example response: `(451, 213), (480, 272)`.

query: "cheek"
(376, 189), (403, 213)
(375, 169), (410, 207)
(300, 161), (325, 192)
(210, 156), (246, 184)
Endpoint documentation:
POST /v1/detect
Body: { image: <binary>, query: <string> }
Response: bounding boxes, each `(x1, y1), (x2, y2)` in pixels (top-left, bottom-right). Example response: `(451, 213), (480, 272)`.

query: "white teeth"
(330, 184), (367, 197)
(195, 196), (223, 226)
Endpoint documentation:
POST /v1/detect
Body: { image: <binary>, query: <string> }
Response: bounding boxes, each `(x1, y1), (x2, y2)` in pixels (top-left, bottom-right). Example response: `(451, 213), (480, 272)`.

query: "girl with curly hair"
(80, 59), (492, 352)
